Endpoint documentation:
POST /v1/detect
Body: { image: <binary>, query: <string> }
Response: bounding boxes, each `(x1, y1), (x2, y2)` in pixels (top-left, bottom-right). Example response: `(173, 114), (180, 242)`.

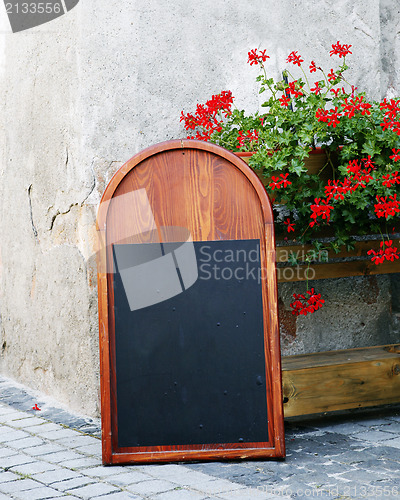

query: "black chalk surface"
(112, 239), (268, 448)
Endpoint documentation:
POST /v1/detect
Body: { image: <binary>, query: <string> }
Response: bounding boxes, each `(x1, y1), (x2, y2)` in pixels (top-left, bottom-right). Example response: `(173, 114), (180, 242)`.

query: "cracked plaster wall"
(0, 1), (399, 416)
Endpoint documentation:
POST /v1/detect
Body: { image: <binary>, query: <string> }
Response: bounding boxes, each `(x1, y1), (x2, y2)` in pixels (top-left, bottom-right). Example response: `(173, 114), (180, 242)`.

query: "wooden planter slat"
(276, 238), (400, 282)
(277, 258), (400, 282)
(282, 344), (400, 417)
(276, 239), (386, 262)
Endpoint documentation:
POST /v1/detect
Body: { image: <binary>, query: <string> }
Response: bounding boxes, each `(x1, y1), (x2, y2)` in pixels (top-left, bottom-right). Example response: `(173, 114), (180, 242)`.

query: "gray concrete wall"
(0, 0), (399, 416)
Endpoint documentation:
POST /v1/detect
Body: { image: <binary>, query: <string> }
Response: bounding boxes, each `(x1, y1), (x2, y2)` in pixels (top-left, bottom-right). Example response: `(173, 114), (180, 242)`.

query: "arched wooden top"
(96, 139), (273, 232)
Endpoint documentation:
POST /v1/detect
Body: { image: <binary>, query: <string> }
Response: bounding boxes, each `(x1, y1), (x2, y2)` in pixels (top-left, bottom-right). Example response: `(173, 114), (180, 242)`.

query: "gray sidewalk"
(0, 376), (400, 499)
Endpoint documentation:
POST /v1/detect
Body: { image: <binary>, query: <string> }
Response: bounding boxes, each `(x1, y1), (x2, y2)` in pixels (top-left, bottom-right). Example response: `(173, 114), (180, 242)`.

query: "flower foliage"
(180, 42), (400, 315)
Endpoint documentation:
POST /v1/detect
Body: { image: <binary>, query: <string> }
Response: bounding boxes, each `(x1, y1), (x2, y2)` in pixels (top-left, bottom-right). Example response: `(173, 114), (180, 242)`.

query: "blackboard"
(96, 139), (285, 464)
(113, 239), (268, 448)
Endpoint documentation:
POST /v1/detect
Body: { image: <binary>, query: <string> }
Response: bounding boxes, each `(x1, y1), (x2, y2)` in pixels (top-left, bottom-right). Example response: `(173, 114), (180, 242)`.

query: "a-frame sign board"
(96, 140), (285, 464)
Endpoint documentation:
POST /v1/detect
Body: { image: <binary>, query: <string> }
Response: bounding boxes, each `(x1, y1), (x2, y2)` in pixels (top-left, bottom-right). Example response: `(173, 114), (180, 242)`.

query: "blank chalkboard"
(113, 239), (267, 448)
(96, 140), (285, 464)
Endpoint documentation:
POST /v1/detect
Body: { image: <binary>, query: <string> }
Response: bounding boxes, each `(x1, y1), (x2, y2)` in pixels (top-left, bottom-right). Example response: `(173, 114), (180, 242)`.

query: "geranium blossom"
(382, 171), (400, 187)
(390, 148), (400, 162)
(283, 218), (295, 233)
(325, 179), (346, 200)
(374, 194), (400, 218)
(330, 41), (352, 58)
(237, 129), (259, 149)
(287, 80), (304, 98)
(268, 173), (292, 190)
(290, 288), (325, 316)
(180, 90), (234, 140)
(279, 95), (291, 107)
(310, 198), (334, 226)
(327, 69), (337, 82)
(287, 51), (304, 66)
(310, 81), (323, 95)
(316, 107), (341, 127)
(368, 240), (400, 265)
(247, 48), (270, 65)
(342, 96), (371, 118)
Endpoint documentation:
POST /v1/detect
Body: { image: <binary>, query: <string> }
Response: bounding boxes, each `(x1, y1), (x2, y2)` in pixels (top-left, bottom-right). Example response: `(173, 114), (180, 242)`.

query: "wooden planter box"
(282, 344), (400, 417)
(277, 240), (400, 417)
(235, 150), (400, 418)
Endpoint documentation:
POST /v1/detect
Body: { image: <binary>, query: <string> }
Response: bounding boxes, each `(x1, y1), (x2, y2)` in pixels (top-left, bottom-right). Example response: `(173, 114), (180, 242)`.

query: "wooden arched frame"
(96, 139), (285, 463)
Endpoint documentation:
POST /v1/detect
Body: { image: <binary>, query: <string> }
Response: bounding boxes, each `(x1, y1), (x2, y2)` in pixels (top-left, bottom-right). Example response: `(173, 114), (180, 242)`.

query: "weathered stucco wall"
(0, 1), (399, 416)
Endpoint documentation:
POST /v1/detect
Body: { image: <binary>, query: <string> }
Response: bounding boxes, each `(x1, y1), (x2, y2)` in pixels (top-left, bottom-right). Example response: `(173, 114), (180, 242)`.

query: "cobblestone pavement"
(1, 375), (400, 499)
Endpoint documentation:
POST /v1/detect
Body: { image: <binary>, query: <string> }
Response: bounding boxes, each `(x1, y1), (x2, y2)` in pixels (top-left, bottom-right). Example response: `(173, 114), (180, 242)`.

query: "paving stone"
(51, 496), (82, 500)
(0, 453), (36, 468)
(387, 414), (400, 423)
(0, 405), (17, 414)
(57, 457), (100, 469)
(0, 426), (16, 438)
(156, 469), (216, 487)
(32, 467), (82, 484)
(218, 488), (287, 499)
(23, 443), (67, 456)
(381, 437), (400, 449)
(65, 482), (120, 498)
(358, 416), (398, 427)
(183, 463), (251, 482)
(0, 412), (31, 423)
(0, 478), (43, 494)
(151, 489), (209, 500)
(14, 486), (65, 499)
(79, 465), (131, 478)
(40, 450), (87, 463)
(126, 479), (178, 496)
(0, 429), (30, 442)
(56, 435), (100, 448)
(189, 479), (244, 495)
(8, 436), (46, 449)
(50, 476), (96, 492)
(107, 470), (154, 486)
(37, 428), (81, 440)
(27, 422), (64, 434)
(0, 446), (18, 458)
(91, 493), (143, 500)
(146, 464), (191, 479)
(317, 421), (367, 435)
(364, 458), (400, 473)
(0, 470), (22, 483)
(371, 421), (400, 432)
(8, 417), (47, 428)
(74, 442), (102, 456)
(10, 461), (58, 475)
(353, 429), (400, 443)
(371, 445), (400, 460)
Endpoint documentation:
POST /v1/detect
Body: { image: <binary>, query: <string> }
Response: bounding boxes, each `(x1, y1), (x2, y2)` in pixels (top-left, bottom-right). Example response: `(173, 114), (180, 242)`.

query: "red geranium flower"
(248, 48), (270, 65)
(330, 41), (352, 58)
(290, 288), (325, 316)
(287, 51), (304, 67)
(283, 218), (295, 233)
(309, 60), (317, 73)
